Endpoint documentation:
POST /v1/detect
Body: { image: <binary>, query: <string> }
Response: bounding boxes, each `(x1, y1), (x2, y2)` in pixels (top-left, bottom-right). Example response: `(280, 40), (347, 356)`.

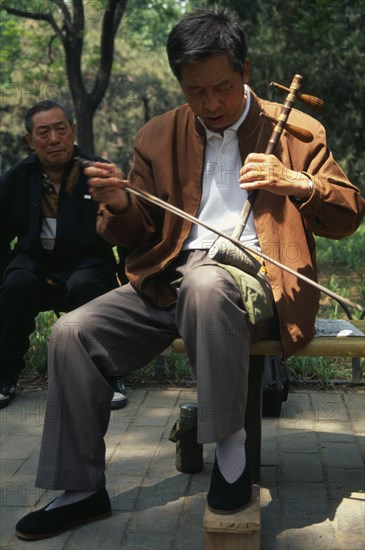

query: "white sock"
(46, 490), (97, 510)
(216, 426), (246, 483)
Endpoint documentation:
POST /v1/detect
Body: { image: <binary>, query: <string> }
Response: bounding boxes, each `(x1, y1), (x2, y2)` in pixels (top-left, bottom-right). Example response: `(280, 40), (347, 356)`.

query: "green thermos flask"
(169, 402), (203, 473)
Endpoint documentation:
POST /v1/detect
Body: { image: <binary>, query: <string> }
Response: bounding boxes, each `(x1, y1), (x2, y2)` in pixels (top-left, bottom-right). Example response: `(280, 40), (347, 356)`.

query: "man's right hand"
(85, 162), (130, 214)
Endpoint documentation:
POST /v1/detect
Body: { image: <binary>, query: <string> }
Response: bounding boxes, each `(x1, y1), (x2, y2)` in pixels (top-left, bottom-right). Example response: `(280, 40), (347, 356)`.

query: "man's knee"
(179, 265), (238, 306)
(64, 270), (113, 310)
(181, 265), (221, 290)
(49, 307), (100, 348)
(2, 270), (42, 302)
(177, 265), (246, 345)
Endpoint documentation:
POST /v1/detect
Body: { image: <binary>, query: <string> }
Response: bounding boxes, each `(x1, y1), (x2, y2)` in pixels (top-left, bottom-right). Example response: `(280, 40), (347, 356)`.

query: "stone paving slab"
(0, 387), (364, 549)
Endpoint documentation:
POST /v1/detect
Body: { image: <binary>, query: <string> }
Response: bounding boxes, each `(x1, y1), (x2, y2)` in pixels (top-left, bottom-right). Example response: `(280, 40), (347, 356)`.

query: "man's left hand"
(239, 153), (312, 201)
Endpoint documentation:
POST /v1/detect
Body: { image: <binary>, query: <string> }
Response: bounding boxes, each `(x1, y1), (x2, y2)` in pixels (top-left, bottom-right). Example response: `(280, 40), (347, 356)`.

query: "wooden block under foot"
(204, 485), (260, 550)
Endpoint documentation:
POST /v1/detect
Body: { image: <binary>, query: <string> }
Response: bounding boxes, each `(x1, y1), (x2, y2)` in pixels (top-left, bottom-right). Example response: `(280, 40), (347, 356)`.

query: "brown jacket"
(97, 89), (365, 358)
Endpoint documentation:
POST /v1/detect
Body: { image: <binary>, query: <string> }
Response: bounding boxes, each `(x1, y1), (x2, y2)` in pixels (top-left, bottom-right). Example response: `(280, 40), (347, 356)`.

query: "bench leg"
(352, 358), (361, 382)
(244, 355), (265, 483)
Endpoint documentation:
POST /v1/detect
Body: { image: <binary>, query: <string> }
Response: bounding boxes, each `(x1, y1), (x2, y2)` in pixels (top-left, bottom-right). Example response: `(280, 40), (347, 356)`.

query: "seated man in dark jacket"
(0, 100), (127, 410)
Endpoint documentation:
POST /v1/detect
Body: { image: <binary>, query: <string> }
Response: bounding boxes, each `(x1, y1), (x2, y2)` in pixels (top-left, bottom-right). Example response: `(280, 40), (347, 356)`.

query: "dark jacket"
(0, 145), (116, 282)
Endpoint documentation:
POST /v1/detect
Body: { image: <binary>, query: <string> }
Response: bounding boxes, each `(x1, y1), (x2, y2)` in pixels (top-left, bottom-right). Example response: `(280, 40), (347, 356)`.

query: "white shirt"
(183, 86), (259, 251)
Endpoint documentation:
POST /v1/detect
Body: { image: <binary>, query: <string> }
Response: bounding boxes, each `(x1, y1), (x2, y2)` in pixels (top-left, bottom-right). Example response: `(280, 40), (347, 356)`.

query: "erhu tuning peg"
(260, 113), (314, 143)
(270, 81), (325, 112)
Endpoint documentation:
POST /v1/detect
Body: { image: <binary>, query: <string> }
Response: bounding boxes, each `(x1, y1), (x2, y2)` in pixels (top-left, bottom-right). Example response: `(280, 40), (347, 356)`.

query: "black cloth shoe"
(15, 487), (111, 540)
(110, 376), (128, 409)
(0, 377), (17, 410)
(207, 454), (252, 514)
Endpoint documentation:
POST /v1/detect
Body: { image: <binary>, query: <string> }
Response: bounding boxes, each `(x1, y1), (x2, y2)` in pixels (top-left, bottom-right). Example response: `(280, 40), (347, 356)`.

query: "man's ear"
(25, 132), (34, 150)
(243, 58), (250, 85)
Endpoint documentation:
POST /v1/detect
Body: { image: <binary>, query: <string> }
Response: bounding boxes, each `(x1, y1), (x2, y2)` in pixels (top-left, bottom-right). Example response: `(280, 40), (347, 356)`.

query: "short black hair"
(166, 8), (247, 81)
(25, 100), (74, 133)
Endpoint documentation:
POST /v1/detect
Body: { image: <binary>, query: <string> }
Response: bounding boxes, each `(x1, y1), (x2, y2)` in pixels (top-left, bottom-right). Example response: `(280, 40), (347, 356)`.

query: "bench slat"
(172, 319), (365, 358)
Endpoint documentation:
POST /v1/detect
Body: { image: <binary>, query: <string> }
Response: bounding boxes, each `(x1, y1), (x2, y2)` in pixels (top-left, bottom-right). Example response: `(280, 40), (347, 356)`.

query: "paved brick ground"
(1, 387), (364, 549)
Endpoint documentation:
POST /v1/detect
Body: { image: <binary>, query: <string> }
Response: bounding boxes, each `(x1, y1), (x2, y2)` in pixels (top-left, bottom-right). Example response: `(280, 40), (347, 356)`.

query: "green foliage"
(286, 356), (350, 387)
(24, 311), (58, 374)
(316, 224), (365, 275)
(124, 352), (195, 386)
(122, 0), (190, 50)
(93, 40), (183, 172)
(161, 352), (195, 384)
(0, 14), (22, 81)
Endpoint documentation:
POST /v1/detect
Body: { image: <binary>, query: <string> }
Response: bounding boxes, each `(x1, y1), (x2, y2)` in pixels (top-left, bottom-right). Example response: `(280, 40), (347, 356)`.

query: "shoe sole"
(16, 510), (112, 540)
(0, 398), (10, 410)
(0, 391), (16, 409)
(111, 398), (128, 410)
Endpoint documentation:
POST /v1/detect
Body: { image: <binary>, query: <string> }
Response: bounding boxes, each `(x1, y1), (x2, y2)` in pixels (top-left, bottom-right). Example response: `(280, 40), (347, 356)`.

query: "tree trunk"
(75, 102), (95, 153)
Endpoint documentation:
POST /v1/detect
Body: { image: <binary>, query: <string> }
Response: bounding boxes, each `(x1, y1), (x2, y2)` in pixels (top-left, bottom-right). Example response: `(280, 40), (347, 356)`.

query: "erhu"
(208, 74), (324, 274)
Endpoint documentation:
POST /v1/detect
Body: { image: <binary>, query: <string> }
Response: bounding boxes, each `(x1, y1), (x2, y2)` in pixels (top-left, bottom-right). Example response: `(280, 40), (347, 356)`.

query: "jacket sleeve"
(291, 123), (365, 239)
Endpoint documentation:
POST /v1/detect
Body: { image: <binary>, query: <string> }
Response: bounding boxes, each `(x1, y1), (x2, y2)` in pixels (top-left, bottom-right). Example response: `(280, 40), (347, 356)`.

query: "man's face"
(25, 107), (76, 170)
(180, 54), (250, 132)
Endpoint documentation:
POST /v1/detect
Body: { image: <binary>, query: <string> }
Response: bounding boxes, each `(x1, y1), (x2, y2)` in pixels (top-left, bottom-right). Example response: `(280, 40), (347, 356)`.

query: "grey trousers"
(36, 251), (274, 490)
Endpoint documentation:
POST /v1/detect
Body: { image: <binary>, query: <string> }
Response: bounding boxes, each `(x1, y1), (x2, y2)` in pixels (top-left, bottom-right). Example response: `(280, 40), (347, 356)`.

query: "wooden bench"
(171, 318), (365, 483)
(172, 319), (365, 357)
